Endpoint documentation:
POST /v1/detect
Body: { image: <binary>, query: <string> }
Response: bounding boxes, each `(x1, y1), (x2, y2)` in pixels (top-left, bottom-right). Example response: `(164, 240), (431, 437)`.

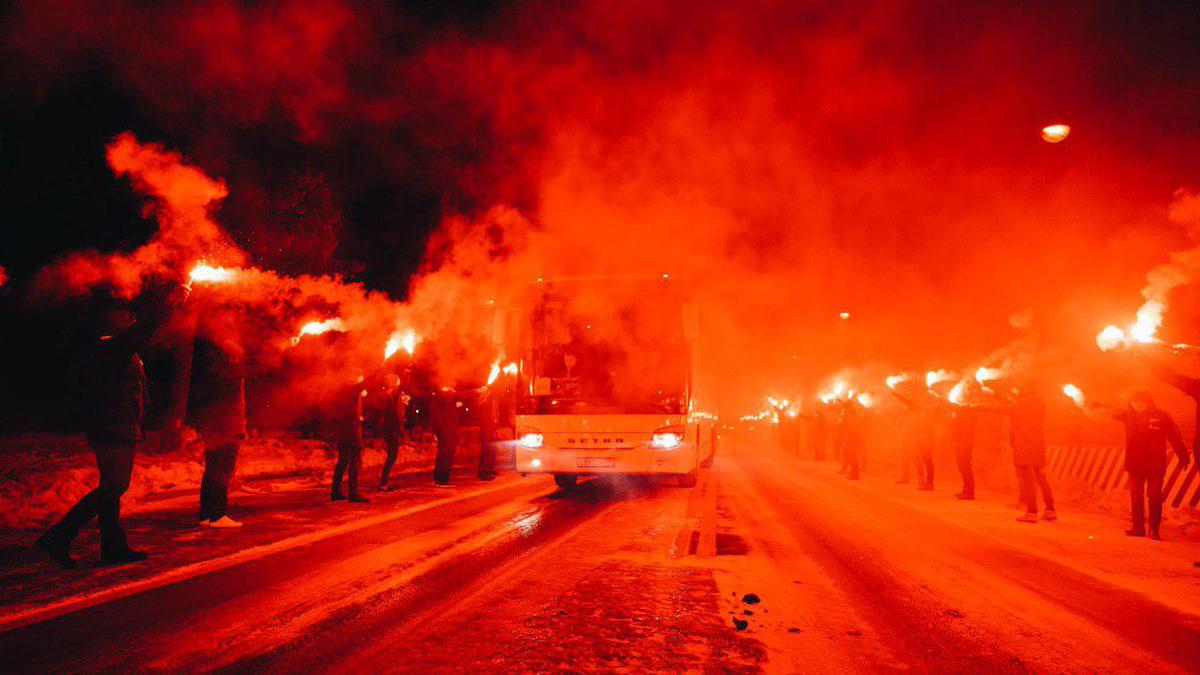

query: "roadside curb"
(0, 476), (536, 634)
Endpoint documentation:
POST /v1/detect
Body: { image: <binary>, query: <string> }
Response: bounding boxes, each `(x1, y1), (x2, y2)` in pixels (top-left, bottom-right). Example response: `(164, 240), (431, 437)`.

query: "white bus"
(508, 277), (716, 488)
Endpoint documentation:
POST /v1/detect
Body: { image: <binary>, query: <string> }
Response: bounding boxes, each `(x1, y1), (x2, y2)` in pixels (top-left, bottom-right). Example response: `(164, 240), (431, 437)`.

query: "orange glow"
(1062, 383), (1085, 407)
(384, 329), (419, 360)
(974, 366), (1004, 383)
(1130, 300), (1164, 343)
(1096, 325), (1126, 351)
(925, 370), (955, 389)
(486, 360), (501, 385)
(856, 392), (874, 408)
(188, 263), (235, 284)
(1041, 124), (1070, 143)
(502, 362), (518, 376)
(886, 374), (910, 390)
(291, 318), (347, 345)
(947, 380), (967, 405)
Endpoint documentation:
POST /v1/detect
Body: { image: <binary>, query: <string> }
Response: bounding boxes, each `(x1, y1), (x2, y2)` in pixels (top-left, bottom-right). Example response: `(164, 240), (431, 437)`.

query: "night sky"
(1, 0), (1199, 430)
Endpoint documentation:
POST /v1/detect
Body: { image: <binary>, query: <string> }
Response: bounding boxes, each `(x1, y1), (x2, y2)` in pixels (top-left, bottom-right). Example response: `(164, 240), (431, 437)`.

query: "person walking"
(332, 377), (369, 503)
(1099, 391), (1190, 539)
(189, 336), (247, 528)
(36, 284), (188, 568)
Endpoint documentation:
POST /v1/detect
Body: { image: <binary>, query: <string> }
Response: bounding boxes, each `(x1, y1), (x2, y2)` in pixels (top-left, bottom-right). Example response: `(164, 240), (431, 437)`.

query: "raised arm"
(1138, 354), (1200, 399)
(101, 286), (188, 362)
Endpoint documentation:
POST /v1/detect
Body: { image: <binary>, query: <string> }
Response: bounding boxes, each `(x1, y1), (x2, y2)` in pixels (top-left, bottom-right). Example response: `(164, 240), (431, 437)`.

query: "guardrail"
(1046, 445), (1200, 509)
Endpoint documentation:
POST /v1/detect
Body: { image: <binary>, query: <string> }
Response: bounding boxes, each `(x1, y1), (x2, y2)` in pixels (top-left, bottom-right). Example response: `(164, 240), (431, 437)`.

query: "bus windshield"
(518, 280), (689, 415)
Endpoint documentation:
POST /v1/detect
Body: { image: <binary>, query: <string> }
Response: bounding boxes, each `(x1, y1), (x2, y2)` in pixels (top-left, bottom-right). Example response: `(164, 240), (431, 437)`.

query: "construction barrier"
(1046, 445), (1200, 509)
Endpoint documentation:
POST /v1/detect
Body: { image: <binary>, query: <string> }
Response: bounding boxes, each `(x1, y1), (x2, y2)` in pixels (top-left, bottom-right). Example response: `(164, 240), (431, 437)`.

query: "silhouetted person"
(806, 407), (828, 461)
(37, 284), (188, 568)
(910, 405), (936, 491)
(378, 374), (409, 491)
(777, 408), (802, 456)
(332, 378), (369, 502)
(477, 387), (499, 481)
(890, 387), (935, 490)
(840, 400), (866, 480)
(189, 337), (246, 527)
(1101, 391), (1189, 539)
(950, 406), (979, 500)
(431, 387), (459, 486)
(1008, 386), (1055, 523)
(1138, 354), (1200, 467)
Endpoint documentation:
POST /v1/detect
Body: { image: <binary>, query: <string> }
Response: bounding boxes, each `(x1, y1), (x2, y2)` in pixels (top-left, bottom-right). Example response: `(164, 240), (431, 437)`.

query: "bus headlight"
(651, 426), (685, 449)
(519, 432), (544, 449)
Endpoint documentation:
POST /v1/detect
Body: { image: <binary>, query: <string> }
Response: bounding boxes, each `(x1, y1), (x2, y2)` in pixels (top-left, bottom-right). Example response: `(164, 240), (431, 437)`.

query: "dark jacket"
(381, 388), (408, 437)
(1114, 406), (1188, 475)
(186, 339), (247, 442)
(949, 407), (978, 450)
(1009, 392), (1046, 467)
(430, 389), (460, 441)
(1141, 357), (1200, 464)
(335, 383), (366, 448)
(86, 307), (168, 443)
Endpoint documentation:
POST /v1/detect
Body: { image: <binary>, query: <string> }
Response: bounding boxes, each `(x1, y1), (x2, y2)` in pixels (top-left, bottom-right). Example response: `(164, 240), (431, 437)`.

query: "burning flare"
(188, 264), (235, 285)
(856, 392), (874, 408)
(384, 329), (419, 360)
(502, 362), (518, 376)
(947, 380), (968, 406)
(925, 370), (955, 389)
(886, 374), (910, 390)
(1062, 383), (1086, 407)
(974, 366), (1005, 383)
(1041, 124), (1070, 143)
(292, 318), (347, 345)
(1096, 325), (1126, 351)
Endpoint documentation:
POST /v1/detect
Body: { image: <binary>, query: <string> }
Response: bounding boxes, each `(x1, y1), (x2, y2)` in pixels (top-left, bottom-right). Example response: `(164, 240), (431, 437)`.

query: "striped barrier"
(1046, 445), (1200, 508)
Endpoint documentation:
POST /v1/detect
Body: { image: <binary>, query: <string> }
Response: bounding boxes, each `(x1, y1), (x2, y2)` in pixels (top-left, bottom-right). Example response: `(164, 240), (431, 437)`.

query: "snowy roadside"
(0, 461), (539, 632)
(0, 432), (439, 530)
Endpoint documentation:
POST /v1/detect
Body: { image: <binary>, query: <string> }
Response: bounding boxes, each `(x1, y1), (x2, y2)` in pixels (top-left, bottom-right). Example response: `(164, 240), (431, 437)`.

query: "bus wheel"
(677, 468), (698, 487)
(554, 474), (578, 489)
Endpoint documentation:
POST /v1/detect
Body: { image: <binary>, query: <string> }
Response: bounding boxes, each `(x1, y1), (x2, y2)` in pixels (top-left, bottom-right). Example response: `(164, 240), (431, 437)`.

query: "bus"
(507, 277), (716, 488)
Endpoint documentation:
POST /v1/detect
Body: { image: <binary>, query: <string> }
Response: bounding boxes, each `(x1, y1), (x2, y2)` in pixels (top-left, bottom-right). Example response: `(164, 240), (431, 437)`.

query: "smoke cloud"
(6, 0), (1200, 416)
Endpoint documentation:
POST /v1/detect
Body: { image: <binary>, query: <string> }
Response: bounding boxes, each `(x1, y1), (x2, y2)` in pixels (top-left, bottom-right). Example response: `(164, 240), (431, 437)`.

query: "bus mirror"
(682, 304), (699, 342)
(492, 309), (507, 346)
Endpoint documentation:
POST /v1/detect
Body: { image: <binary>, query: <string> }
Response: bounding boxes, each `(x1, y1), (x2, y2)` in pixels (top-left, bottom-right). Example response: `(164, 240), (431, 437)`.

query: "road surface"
(2, 434), (1198, 673)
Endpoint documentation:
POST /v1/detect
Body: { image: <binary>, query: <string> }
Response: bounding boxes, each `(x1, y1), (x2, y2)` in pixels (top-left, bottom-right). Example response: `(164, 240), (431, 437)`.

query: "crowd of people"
(35, 285), (510, 570)
(779, 359), (1197, 541)
(30, 279), (1200, 570)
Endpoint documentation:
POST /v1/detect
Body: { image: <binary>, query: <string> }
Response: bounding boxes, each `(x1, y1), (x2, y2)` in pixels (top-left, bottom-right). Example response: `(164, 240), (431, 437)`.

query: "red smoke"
(8, 0), (1200, 415)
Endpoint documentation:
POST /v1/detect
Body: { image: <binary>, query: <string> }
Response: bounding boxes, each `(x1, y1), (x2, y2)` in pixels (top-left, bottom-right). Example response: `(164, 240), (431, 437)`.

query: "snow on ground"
(0, 432), (437, 529)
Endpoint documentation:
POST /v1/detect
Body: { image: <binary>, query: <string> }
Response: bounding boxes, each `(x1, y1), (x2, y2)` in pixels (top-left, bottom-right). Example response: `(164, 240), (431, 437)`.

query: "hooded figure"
(1111, 391), (1189, 539)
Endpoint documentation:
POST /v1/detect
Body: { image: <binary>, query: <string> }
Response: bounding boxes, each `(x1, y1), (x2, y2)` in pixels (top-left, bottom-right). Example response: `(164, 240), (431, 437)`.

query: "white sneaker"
(207, 516), (243, 528)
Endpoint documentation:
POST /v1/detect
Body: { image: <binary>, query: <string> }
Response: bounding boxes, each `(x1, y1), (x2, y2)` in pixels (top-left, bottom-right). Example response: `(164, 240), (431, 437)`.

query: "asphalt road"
(1, 436), (1198, 673)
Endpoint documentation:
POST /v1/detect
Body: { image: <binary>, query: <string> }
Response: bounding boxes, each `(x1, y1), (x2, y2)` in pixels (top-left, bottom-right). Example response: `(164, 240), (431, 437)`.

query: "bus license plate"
(578, 457), (615, 468)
